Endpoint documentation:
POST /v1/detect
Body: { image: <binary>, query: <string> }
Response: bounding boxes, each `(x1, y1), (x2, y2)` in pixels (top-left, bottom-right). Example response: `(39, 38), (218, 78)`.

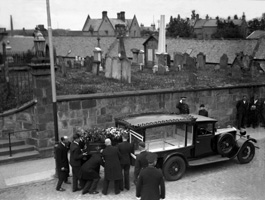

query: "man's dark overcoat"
(55, 142), (69, 179)
(136, 166), (165, 200)
(134, 150), (149, 180)
(79, 153), (103, 180)
(101, 145), (122, 181)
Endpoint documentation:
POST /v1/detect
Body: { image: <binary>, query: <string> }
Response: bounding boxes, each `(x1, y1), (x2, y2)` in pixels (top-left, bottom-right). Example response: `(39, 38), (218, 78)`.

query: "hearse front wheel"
(237, 142), (255, 164)
(162, 156), (186, 181)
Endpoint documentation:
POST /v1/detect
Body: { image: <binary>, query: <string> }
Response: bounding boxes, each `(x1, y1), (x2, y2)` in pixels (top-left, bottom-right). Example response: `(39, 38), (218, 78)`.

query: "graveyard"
(55, 63), (265, 95)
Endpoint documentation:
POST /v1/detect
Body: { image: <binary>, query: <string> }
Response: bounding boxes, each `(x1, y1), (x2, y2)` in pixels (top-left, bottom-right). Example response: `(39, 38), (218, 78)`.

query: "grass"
(55, 65), (265, 96)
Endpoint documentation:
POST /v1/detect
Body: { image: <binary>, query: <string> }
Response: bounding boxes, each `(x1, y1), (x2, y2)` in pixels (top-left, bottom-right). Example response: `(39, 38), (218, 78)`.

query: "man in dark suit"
(136, 152), (165, 200)
(236, 95), (249, 129)
(248, 95), (261, 128)
(70, 133), (87, 192)
(176, 97), (190, 114)
(134, 142), (149, 185)
(79, 150), (104, 195)
(117, 133), (134, 191)
(198, 104), (208, 117)
(101, 138), (123, 195)
(55, 136), (70, 191)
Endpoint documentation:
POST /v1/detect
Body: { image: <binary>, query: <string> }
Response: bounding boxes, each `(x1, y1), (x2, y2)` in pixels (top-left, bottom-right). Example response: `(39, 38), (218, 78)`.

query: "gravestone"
(173, 52), (184, 71)
(121, 59), (131, 83)
(185, 56), (196, 72)
(220, 54), (228, 70)
(196, 52), (205, 69)
(156, 53), (168, 75)
(84, 56), (93, 72)
(105, 57), (112, 78)
(231, 65), (242, 79)
(112, 57), (121, 80)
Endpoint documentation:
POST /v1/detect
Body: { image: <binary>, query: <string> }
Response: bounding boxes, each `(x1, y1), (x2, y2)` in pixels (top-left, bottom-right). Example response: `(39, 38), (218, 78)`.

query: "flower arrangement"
(76, 126), (129, 144)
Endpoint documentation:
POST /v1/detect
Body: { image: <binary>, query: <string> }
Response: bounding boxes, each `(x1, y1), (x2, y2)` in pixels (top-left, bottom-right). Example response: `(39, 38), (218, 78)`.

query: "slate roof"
(203, 19), (217, 27)
(254, 37), (265, 59)
(82, 19), (102, 32)
(108, 37), (259, 64)
(0, 35), (34, 53)
(247, 30), (265, 39)
(194, 19), (207, 29)
(52, 36), (116, 58)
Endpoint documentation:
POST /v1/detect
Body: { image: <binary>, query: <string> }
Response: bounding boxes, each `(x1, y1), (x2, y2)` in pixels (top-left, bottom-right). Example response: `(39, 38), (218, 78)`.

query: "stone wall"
(56, 85), (265, 138)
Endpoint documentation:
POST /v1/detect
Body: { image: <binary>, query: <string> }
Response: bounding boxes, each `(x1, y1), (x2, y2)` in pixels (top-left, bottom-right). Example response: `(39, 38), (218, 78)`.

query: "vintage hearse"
(115, 112), (257, 181)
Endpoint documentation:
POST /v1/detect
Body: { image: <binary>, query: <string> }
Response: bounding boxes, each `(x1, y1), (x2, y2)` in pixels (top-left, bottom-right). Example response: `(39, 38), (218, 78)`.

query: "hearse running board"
(188, 155), (230, 166)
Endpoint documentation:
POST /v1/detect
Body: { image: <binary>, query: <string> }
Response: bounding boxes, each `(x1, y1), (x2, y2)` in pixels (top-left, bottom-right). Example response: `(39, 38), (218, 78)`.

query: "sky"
(1, 0), (265, 30)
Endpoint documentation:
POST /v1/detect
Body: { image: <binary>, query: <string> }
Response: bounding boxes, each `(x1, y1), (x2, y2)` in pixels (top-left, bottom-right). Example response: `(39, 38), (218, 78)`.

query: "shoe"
(89, 191), (99, 194)
(72, 188), (82, 192)
(56, 188), (65, 192)
(64, 181), (71, 184)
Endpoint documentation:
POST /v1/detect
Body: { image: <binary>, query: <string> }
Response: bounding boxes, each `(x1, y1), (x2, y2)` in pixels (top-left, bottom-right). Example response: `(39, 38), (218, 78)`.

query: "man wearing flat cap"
(176, 97), (190, 114)
(134, 142), (149, 185)
(136, 152), (165, 200)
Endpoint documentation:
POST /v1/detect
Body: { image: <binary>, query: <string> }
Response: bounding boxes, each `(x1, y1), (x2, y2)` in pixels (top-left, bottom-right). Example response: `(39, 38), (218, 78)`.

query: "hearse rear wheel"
(237, 142), (255, 164)
(163, 156), (186, 181)
(217, 133), (236, 156)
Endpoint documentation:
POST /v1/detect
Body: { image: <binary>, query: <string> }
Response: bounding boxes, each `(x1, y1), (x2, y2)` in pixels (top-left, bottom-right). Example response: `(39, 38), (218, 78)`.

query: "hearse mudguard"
(163, 151), (189, 166)
(229, 136), (258, 158)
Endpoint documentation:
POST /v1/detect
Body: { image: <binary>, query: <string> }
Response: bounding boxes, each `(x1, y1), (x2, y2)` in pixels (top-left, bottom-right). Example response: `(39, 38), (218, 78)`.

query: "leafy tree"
(234, 15), (238, 20)
(212, 20), (243, 39)
(166, 15), (192, 38)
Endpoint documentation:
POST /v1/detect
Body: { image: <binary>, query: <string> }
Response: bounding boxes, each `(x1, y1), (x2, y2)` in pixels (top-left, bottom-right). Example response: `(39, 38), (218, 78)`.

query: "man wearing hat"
(176, 97), (190, 114)
(198, 104), (208, 117)
(136, 152), (165, 200)
(70, 133), (88, 192)
(55, 136), (70, 191)
(134, 142), (149, 185)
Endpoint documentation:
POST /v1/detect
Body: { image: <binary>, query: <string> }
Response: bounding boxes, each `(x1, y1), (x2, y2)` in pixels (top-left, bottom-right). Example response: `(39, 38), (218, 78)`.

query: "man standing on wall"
(198, 104), (209, 117)
(236, 95), (249, 129)
(70, 133), (87, 192)
(176, 97), (190, 114)
(55, 136), (70, 191)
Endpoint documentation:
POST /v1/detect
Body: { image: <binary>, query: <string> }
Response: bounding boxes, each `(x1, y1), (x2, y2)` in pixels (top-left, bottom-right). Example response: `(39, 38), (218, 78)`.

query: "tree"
(234, 15), (238, 20)
(212, 20), (243, 39)
(166, 15), (192, 38)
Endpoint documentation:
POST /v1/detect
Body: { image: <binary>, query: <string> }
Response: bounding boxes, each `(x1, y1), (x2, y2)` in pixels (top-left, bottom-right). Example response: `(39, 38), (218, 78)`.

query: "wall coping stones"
(0, 99), (37, 118)
(57, 83), (265, 102)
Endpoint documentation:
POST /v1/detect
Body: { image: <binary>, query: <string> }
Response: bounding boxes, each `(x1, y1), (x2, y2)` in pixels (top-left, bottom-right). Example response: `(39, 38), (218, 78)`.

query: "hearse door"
(129, 130), (144, 160)
(194, 123), (214, 157)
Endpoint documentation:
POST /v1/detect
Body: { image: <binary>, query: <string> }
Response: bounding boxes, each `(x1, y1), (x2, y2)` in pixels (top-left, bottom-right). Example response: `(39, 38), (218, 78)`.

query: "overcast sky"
(1, 0), (265, 30)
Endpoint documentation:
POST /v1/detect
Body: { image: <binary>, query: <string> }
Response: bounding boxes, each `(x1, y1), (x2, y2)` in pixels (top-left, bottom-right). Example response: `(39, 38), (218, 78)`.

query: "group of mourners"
(236, 95), (265, 130)
(176, 95), (265, 130)
(55, 132), (165, 200)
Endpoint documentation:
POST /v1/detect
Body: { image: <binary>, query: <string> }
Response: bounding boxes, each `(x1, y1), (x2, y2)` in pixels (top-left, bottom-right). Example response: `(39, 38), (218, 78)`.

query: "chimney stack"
(102, 11), (107, 19)
(117, 13), (121, 19)
(120, 11), (125, 21)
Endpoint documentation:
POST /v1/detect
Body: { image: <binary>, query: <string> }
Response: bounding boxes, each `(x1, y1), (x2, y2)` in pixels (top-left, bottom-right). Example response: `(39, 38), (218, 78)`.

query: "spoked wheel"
(162, 156), (186, 181)
(237, 142), (255, 164)
(217, 133), (236, 156)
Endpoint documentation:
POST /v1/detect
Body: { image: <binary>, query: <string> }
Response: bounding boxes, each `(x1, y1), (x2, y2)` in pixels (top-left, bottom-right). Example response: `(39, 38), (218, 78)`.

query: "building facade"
(82, 11), (141, 37)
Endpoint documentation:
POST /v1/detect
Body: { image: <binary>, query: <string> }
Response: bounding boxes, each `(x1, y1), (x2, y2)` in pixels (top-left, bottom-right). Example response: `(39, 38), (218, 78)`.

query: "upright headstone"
(105, 57), (112, 78)
(121, 58), (131, 83)
(197, 52), (206, 69)
(220, 54), (228, 70)
(173, 52), (184, 71)
(112, 57), (121, 80)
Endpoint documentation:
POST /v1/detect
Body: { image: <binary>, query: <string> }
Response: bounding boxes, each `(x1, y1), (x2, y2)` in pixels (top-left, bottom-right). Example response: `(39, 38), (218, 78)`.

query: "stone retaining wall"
(56, 85), (265, 139)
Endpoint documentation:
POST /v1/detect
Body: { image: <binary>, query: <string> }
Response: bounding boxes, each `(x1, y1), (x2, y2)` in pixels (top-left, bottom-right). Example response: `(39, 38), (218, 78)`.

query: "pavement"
(0, 127), (264, 191)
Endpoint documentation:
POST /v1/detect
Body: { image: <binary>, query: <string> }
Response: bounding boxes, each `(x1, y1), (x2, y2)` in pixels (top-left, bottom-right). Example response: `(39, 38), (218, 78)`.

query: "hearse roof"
(115, 112), (217, 129)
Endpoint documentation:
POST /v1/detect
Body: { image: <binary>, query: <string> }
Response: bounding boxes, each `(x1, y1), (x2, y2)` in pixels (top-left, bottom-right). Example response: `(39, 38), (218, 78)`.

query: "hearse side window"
(197, 123), (213, 136)
(143, 124), (193, 152)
